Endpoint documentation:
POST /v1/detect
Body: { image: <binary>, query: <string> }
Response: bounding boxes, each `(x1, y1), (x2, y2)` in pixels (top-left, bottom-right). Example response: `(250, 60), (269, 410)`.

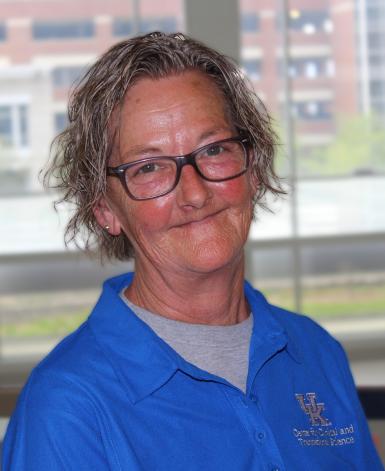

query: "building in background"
(1, 0), (384, 194)
(0, 0), (183, 196)
(243, 0), (354, 129)
(358, 0), (385, 116)
(241, 0), (385, 176)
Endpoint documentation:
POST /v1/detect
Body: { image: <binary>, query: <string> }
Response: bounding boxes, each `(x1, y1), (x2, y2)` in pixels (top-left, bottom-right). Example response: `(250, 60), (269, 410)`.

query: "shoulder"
(252, 290), (361, 400)
(270, 303), (337, 344)
(251, 285), (348, 364)
(3, 321), (113, 467)
(16, 318), (115, 413)
(2, 324), (111, 470)
(36, 320), (103, 376)
(269, 302), (355, 383)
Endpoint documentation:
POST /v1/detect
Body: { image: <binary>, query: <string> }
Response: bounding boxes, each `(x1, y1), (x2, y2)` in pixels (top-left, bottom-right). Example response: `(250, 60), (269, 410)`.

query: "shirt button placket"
(249, 393), (258, 403)
(235, 391), (284, 471)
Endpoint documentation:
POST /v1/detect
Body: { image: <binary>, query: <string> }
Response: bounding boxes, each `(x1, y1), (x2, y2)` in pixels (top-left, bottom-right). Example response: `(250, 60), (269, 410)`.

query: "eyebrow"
(120, 126), (234, 161)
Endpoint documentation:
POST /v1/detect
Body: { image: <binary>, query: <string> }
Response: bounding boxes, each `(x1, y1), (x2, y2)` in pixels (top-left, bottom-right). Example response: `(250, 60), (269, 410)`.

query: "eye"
(205, 144), (224, 157)
(128, 159), (175, 183)
(135, 162), (160, 176)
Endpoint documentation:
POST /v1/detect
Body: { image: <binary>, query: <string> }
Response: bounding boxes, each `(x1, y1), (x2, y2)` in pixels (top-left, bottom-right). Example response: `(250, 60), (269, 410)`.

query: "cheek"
(123, 194), (175, 236)
(214, 175), (254, 207)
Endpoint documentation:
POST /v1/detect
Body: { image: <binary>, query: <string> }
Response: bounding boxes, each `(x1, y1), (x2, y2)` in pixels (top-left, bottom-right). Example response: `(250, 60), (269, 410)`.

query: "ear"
(93, 196), (122, 236)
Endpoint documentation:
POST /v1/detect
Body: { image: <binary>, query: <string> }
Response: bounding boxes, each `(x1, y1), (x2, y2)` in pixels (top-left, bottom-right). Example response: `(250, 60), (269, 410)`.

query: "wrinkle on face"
(115, 75), (232, 162)
(104, 71), (255, 276)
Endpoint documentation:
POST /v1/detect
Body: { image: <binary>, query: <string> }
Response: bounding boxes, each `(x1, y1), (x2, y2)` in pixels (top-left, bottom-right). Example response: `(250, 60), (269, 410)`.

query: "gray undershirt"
(120, 290), (253, 392)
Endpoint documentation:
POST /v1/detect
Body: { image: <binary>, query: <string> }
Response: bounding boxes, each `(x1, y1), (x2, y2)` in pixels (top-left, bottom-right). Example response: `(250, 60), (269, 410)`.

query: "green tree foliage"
(301, 114), (385, 176)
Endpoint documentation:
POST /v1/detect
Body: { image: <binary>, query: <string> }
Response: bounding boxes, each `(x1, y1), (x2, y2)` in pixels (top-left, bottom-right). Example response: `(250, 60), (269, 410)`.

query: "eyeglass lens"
(124, 139), (247, 200)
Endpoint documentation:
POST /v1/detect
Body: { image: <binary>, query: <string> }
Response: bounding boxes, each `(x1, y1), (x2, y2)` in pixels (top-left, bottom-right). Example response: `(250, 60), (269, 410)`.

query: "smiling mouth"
(176, 210), (223, 228)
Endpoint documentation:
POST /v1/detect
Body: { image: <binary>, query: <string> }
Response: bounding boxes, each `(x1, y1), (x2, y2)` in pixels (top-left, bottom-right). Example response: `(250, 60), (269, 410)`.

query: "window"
(241, 12), (260, 33)
(0, 1), (185, 384)
(54, 112), (68, 133)
(367, 6), (385, 21)
(0, 0), (384, 430)
(369, 55), (385, 67)
(372, 101), (385, 114)
(242, 59), (261, 80)
(370, 81), (385, 97)
(242, 1), (384, 400)
(304, 61), (319, 79)
(19, 105), (28, 147)
(0, 106), (12, 147)
(52, 66), (87, 88)
(281, 57), (331, 79)
(288, 10), (331, 34)
(0, 104), (29, 195)
(113, 18), (133, 37)
(0, 104), (29, 149)
(368, 32), (385, 49)
(0, 22), (6, 41)
(291, 101), (332, 121)
(139, 17), (177, 33)
(33, 20), (94, 40)
(113, 16), (177, 36)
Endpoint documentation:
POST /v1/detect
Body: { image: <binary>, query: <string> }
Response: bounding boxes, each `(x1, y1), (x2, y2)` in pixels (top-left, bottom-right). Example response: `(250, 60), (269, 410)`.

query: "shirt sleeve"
(333, 339), (384, 470)
(2, 370), (113, 471)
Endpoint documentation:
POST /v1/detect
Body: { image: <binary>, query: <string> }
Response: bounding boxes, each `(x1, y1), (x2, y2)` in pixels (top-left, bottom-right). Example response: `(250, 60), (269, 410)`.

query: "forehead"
(124, 70), (226, 110)
(109, 71), (232, 162)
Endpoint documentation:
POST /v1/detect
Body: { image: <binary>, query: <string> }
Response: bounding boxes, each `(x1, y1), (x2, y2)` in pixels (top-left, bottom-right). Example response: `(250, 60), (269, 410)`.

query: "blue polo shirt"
(3, 272), (383, 470)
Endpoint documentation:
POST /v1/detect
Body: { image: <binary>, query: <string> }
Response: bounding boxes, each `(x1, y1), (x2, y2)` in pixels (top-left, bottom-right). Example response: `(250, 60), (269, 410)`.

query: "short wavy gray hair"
(45, 31), (284, 261)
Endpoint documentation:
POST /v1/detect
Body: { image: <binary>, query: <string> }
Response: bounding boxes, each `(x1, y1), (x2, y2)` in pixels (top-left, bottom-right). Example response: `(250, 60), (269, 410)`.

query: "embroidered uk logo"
(295, 392), (331, 426)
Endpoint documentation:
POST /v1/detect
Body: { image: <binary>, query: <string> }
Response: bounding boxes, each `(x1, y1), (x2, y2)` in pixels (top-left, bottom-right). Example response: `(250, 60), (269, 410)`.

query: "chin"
(181, 242), (244, 274)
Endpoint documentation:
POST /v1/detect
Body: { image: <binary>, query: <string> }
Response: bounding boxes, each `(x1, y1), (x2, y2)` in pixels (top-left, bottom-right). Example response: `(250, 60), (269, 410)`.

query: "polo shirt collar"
(244, 281), (302, 372)
(88, 272), (179, 404)
(88, 273), (301, 404)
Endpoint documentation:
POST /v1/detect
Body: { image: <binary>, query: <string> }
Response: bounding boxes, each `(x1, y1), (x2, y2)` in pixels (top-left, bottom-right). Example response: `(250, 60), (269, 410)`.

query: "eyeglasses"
(107, 136), (250, 200)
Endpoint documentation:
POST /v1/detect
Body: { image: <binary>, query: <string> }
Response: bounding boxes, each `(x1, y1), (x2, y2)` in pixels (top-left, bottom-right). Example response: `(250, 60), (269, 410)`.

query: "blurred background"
(0, 0), (384, 461)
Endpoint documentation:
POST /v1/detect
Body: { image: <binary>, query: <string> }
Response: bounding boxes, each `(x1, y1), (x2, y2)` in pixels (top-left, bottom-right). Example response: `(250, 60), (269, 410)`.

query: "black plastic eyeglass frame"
(106, 136), (250, 201)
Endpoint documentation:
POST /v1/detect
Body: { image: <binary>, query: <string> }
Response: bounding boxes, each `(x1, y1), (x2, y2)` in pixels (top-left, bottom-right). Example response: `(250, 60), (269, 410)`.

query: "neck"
(125, 255), (249, 326)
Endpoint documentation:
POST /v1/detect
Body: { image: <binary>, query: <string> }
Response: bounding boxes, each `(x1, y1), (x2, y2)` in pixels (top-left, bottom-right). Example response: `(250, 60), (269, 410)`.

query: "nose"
(176, 164), (212, 209)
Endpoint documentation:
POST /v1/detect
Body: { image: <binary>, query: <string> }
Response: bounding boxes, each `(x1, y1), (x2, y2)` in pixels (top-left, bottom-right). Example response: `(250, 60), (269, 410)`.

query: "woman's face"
(97, 71), (256, 276)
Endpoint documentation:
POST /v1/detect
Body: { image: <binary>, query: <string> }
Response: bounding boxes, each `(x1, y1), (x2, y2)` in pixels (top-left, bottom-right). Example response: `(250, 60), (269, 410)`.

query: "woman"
(3, 32), (382, 470)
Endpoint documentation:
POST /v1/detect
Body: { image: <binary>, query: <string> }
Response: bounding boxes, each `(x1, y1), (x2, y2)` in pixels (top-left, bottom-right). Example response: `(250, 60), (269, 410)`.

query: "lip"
(175, 209), (223, 228)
